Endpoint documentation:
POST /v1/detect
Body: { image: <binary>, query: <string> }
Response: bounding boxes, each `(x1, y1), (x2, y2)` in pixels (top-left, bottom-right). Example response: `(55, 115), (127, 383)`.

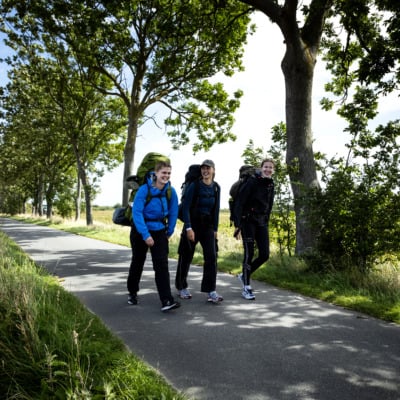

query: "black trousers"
(175, 223), (218, 293)
(241, 220), (270, 286)
(127, 227), (174, 304)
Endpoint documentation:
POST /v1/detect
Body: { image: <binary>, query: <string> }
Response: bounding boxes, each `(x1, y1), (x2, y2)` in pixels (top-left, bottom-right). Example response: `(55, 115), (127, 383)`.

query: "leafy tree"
(0, 0), (253, 205)
(0, 65), (77, 217)
(0, 54), (126, 224)
(237, 0), (399, 256)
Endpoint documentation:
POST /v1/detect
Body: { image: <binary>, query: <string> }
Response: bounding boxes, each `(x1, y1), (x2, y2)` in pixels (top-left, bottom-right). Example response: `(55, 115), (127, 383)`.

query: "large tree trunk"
(240, 0), (331, 255)
(282, 42), (320, 255)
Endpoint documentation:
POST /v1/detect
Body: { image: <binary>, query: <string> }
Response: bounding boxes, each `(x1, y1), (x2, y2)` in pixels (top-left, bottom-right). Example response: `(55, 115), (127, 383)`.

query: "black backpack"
(177, 164), (202, 221)
(228, 165), (259, 226)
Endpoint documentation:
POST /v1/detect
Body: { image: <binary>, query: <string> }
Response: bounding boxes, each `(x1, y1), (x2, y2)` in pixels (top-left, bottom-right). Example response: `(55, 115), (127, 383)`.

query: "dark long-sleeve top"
(182, 180), (220, 232)
(233, 176), (274, 228)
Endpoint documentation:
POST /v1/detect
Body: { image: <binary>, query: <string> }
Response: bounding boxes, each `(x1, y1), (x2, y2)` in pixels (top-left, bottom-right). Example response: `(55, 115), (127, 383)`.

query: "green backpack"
(113, 152), (171, 226)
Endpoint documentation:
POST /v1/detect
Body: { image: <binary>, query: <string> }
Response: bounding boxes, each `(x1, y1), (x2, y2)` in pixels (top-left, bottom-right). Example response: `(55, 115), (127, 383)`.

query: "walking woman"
(127, 160), (180, 312)
(175, 159), (223, 303)
(233, 158), (275, 300)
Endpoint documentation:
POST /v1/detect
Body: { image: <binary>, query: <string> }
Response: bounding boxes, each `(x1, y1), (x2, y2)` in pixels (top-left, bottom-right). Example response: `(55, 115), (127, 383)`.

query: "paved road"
(1, 217), (399, 400)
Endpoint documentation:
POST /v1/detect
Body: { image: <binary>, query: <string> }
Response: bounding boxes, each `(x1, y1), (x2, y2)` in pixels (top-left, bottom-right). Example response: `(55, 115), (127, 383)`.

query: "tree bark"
(282, 42), (320, 254)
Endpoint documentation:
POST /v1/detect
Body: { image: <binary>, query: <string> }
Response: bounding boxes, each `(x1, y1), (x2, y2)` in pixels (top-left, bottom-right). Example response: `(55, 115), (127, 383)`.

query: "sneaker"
(161, 300), (181, 312)
(237, 273), (244, 288)
(178, 288), (192, 299)
(127, 294), (138, 305)
(242, 287), (255, 300)
(207, 291), (224, 303)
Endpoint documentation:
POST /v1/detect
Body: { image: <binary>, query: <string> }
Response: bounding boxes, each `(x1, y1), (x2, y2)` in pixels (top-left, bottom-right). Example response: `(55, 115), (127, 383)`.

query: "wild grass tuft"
(0, 231), (187, 399)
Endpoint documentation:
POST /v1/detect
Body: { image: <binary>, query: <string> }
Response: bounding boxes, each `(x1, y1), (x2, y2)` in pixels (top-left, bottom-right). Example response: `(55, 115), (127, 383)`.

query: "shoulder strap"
(144, 184), (172, 206)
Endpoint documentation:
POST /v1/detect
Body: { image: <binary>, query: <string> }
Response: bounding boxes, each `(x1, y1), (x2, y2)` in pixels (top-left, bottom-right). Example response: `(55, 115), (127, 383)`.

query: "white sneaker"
(207, 291), (223, 303)
(238, 273), (253, 290)
(242, 287), (255, 300)
(178, 288), (192, 299)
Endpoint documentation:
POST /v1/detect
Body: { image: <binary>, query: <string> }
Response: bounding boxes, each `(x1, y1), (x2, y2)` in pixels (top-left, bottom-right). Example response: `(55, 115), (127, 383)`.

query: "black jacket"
(233, 175), (274, 228)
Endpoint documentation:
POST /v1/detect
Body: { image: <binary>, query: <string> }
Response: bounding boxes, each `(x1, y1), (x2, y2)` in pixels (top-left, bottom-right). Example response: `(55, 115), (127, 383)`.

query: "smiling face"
(261, 160), (274, 178)
(201, 164), (214, 180)
(154, 161), (172, 188)
(155, 166), (171, 185)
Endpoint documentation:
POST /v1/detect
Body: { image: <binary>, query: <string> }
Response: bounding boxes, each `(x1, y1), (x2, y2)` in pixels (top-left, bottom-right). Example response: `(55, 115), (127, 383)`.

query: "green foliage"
(267, 123), (296, 256)
(308, 159), (400, 273)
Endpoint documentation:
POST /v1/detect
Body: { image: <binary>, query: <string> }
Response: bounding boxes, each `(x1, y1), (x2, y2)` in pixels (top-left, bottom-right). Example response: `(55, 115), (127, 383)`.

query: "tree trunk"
(75, 175), (81, 221)
(80, 169), (93, 226)
(122, 111), (140, 206)
(282, 43), (320, 255)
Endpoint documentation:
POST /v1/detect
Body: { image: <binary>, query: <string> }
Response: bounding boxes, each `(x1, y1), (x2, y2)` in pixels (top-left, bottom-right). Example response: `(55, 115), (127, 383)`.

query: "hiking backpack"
(112, 152), (171, 226)
(177, 164), (202, 222)
(177, 164), (220, 222)
(228, 165), (260, 226)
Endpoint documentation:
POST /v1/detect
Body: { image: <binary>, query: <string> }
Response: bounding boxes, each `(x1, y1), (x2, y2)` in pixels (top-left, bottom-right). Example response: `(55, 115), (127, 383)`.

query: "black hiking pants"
(175, 220), (218, 293)
(241, 220), (270, 286)
(127, 227), (174, 304)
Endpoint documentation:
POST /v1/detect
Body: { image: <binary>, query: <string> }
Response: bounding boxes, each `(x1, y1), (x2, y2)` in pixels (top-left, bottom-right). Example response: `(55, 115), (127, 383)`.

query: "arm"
(182, 182), (196, 230)
(213, 183), (221, 232)
(132, 185), (151, 241)
(167, 187), (179, 237)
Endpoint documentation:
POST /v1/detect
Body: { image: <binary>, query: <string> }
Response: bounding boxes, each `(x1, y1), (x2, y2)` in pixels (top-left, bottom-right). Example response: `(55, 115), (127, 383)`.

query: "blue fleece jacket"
(132, 175), (178, 241)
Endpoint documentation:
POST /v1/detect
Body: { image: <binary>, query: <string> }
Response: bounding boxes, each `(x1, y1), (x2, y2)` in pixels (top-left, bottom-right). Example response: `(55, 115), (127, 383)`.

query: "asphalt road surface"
(1, 218), (399, 400)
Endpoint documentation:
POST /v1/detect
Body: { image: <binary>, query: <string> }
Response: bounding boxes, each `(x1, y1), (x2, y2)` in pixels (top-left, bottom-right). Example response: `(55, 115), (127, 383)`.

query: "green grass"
(0, 230), (187, 399)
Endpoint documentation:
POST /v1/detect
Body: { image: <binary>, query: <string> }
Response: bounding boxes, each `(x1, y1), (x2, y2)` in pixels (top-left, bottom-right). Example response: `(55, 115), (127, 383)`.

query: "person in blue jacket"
(175, 159), (223, 303)
(127, 160), (180, 312)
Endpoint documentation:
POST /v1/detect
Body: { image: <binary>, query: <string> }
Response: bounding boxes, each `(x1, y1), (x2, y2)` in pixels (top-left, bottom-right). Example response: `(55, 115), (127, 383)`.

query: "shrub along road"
(1, 217), (399, 400)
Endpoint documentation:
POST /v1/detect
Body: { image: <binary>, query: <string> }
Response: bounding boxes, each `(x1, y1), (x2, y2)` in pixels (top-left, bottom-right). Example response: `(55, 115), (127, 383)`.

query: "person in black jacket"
(233, 158), (275, 300)
(175, 159), (223, 303)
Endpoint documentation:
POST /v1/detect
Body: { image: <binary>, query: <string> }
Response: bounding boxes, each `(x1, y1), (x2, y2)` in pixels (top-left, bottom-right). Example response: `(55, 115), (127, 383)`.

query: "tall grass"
(0, 231), (187, 399)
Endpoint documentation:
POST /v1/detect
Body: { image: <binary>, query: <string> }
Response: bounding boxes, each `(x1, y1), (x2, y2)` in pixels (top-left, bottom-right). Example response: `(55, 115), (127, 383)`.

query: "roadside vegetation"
(0, 228), (187, 399)
(1, 208), (399, 398)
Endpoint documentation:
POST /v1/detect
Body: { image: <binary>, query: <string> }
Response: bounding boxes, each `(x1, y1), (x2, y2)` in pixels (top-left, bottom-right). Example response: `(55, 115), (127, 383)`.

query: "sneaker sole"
(241, 294), (255, 300)
(178, 294), (192, 299)
(207, 298), (224, 303)
(161, 302), (181, 312)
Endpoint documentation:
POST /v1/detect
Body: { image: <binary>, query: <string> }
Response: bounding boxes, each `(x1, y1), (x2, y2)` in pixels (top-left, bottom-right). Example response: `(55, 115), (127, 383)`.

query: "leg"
(127, 227), (148, 296)
(240, 221), (256, 286)
(199, 227), (217, 293)
(149, 229), (175, 304)
(250, 224), (270, 274)
(175, 228), (196, 291)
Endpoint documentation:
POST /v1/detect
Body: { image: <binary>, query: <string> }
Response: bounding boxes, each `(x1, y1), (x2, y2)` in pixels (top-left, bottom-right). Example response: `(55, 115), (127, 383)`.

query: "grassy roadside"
(10, 209), (400, 325)
(0, 229), (187, 399)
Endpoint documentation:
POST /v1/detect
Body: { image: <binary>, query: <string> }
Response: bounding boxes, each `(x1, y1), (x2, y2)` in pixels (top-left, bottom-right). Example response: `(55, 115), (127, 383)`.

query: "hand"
(233, 227), (241, 240)
(186, 229), (195, 242)
(145, 236), (154, 247)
